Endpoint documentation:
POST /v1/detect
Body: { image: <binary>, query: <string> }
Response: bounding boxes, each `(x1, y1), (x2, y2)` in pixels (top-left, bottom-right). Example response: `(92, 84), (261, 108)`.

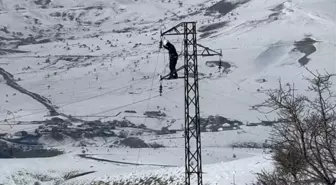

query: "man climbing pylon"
(160, 39), (178, 79)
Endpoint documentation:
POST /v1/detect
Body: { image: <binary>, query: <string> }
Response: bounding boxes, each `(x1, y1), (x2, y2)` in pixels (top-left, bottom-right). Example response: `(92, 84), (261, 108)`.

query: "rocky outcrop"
(199, 115), (243, 132)
(0, 139), (63, 158)
(113, 137), (164, 148)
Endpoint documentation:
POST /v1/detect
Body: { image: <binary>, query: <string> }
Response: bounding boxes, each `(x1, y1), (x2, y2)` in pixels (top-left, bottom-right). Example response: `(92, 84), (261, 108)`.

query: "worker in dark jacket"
(161, 39), (178, 79)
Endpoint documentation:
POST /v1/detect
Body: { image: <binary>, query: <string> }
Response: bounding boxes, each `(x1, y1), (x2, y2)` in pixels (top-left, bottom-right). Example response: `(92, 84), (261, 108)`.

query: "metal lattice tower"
(160, 22), (222, 185)
(161, 22), (202, 185)
(182, 22), (202, 185)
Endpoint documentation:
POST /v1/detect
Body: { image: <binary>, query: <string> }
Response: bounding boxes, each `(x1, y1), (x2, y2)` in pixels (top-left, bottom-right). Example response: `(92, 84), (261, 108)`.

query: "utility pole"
(160, 22), (222, 185)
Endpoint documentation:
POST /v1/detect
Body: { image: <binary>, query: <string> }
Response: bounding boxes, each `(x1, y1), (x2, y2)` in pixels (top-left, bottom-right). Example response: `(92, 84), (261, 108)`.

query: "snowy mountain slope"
(1, 0), (333, 123)
(0, 0), (335, 184)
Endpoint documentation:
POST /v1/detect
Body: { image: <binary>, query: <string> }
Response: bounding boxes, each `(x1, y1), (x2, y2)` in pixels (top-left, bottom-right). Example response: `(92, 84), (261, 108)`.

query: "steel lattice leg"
(183, 22), (203, 185)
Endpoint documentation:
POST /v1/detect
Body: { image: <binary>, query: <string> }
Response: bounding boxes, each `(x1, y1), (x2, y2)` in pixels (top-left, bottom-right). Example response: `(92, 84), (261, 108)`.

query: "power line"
(58, 79), (145, 107)
(1, 40), (334, 60)
(0, 77), (153, 122)
(0, 61), (167, 123)
(224, 75), (264, 101)
(201, 87), (253, 107)
(88, 84), (183, 117)
(2, 49), (328, 123)
(135, 48), (161, 170)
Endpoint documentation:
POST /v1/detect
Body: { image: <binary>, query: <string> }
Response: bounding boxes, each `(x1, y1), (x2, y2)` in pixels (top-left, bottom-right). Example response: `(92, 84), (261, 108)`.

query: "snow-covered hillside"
(0, 0), (335, 184)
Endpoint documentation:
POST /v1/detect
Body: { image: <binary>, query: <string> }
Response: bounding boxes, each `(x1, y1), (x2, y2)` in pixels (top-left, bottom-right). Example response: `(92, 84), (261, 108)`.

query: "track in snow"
(78, 154), (179, 168)
(0, 67), (59, 116)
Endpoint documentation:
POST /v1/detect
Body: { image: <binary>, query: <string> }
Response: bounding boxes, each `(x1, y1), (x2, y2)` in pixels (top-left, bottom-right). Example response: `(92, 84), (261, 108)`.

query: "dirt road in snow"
(0, 67), (59, 116)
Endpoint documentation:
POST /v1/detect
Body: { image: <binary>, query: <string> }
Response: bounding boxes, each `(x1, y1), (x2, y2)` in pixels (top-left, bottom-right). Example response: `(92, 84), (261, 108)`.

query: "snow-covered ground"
(0, 0), (335, 184)
(0, 127), (271, 184)
(0, 151), (272, 185)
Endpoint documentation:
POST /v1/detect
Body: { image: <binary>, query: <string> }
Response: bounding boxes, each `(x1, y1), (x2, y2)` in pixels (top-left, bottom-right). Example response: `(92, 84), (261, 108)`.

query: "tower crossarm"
(196, 44), (222, 57)
(161, 22), (197, 36)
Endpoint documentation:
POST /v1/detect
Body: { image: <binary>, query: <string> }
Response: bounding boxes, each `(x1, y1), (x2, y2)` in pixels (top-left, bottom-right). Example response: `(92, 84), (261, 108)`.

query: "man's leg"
(172, 57), (178, 78)
(169, 59), (174, 79)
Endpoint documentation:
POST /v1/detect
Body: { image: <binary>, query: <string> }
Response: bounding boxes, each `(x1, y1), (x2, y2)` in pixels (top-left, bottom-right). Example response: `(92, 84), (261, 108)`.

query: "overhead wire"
(2, 36), (334, 123)
(1, 1), (334, 133)
(1, 66), (167, 123)
(0, 76), (155, 122)
(1, 40), (333, 59)
(224, 75), (264, 101)
(87, 81), (184, 117)
(135, 47), (161, 169)
(58, 78), (144, 107)
(2, 50), (333, 124)
(201, 86), (253, 107)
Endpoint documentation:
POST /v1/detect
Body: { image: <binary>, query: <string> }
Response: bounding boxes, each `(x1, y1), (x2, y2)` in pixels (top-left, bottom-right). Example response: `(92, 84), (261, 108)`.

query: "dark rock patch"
(0, 139), (63, 158)
(6, 134), (41, 145)
(292, 38), (317, 66)
(125, 110), (137, 113)
(83, 6), (103, 11)
(199, 31), (217, 39)
(0, 26), (10, 33)
(112, 27), (134, 33)
(0, 35), (55, 47)
(113, 137), (164, 148)
(107, 119), (136, 128)
(246, 119), (286, 127)
(0, 49), (29, 55)
(205, 0), (249, 16)
(198, 21), (229, 32)
(198, 115), (243, 132)
(231, 141), (271, 149)
(35, 38), (52, 44)
(270, 3), (284, 12)
(115, 137), (149, 148)
(144, 111), (166, 118)
(229, 6), (283, 34)
(256, 78), (267, 83)
(268, 3), (286, 21)
(40, 56), (95, 71)
(34, 0), (52, 7)
(50, 12), (62, 17)
(206, 60), (231, 70)
(156, 126), (178, 135)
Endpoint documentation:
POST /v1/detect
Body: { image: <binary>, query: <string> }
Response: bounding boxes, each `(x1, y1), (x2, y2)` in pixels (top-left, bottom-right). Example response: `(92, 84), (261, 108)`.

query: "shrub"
(253, 70), (336, 185)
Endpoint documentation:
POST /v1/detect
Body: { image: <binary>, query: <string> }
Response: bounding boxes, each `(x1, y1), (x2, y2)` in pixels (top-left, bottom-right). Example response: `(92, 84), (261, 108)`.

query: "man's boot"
(173, 72), (178, 79)
(167, 72), (174, 79)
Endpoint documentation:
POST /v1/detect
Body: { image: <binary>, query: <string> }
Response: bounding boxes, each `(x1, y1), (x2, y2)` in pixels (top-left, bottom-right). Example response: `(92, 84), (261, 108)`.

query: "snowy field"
(0, 0), (335, 184)
(1, 127), (271, 184)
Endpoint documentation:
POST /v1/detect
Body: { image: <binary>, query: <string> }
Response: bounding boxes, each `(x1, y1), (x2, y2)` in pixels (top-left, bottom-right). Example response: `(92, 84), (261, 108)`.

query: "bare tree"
(253, 70), (336, 185)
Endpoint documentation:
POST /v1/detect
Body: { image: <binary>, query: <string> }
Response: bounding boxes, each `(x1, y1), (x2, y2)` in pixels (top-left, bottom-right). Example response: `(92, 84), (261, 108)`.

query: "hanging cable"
(218, 51), (223, 72)
(159, 46), (167, 96)
(159, 81), (163, 96)
(135, 48), (161, 169)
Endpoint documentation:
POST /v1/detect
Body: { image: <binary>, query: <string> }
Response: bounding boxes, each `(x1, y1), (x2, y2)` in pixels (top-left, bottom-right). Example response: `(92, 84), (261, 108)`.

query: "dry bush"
(253, 70), (336, 185)
(91, 174), (183, 185)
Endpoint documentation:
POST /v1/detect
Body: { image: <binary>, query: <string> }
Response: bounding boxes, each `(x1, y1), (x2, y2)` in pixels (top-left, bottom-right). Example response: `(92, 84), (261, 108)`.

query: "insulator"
(218, 60), (222, 72)
(159, 84), (163, 96)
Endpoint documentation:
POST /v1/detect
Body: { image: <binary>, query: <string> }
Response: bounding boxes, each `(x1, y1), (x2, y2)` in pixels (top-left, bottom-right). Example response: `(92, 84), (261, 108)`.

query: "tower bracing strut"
(160, 22), (222, 185)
